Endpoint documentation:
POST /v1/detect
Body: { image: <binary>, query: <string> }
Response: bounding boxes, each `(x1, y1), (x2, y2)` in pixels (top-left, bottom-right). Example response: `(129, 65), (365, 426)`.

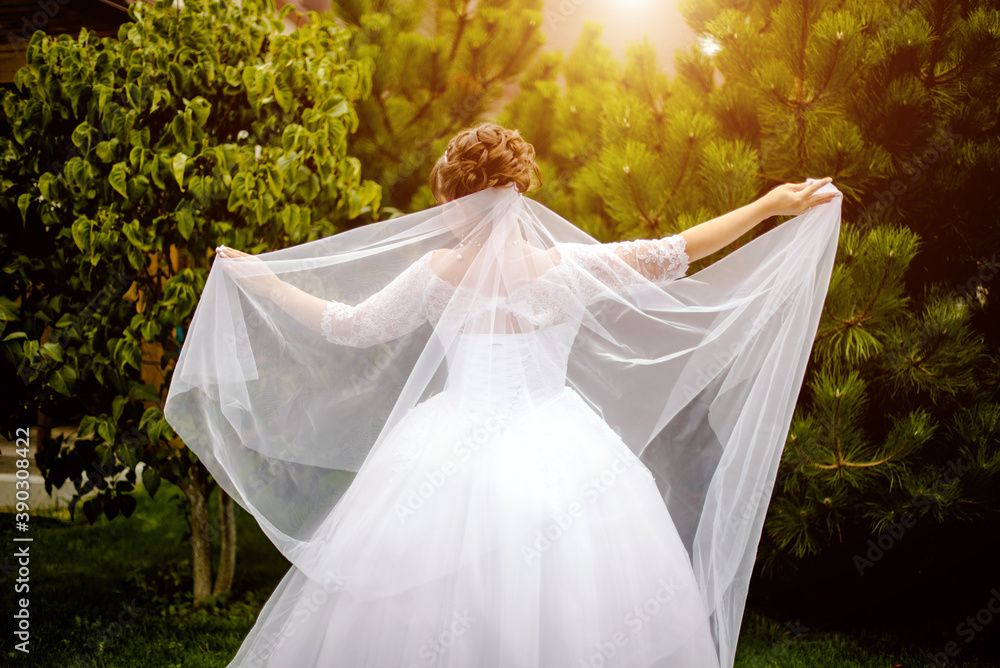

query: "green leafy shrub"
(0, 0), (378, 598)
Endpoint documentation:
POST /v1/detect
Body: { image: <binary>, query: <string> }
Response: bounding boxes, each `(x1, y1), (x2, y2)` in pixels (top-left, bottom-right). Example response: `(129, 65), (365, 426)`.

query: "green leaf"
(141, 465), (161, 498)
(41, 340), (64, 363)
(126, 243), (145, 271)
(131, 383), (160, 402)
(95, 83), (114, 114)
(71, 122), (95, 154)
(119, 493), (137, 518)
(78, 415), (97, 438)
(140, 319), (162, 342)
(109, 162), (129, 199)
(188, 96), (211, 127)
(49, 364), (77, 396)
(71, 216), (92, 253)
(281, 125), (306, 152)
(37, 173), (56, 202)
(264, 165), (283, 197)
(95, 138), (120, 163)
(227, 173), (247, 212)
(172, 153), (188, 190)
(188, 174), (210, 205)
(329, 98), (348, 117)
(176, 207), (195, 241)
(274, 78), (292, 111)
(123, 219), (152, 251)
(82, 498), (101, 524)
(118, 437), (139, 469)
(149, 154), (167, 189)
(126, 176), (149, 204)
(104, 496), (120, 521)
(122, 338), (141, 371)
(0, 296), (21, 322)
(17, 192), (31, 222)
(129, 145), (145, 170)
(112, 394), (127, 421)
(168, 62), (186, 93)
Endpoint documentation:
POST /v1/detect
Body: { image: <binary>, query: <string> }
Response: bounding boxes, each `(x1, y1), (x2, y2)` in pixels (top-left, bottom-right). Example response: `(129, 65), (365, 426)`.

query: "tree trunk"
(213, 487), (237, 596)
(181, 462), (213, 605)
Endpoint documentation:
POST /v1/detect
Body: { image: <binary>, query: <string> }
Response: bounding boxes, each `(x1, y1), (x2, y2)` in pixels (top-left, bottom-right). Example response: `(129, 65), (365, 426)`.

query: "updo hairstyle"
(430, 122), (542, 203)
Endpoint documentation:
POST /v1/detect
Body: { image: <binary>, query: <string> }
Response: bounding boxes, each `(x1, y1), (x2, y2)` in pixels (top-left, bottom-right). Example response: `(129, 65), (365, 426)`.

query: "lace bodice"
(319, 235), (689, 348)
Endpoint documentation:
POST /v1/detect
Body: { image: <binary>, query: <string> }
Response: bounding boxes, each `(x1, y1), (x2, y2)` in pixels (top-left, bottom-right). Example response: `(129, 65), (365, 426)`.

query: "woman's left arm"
(680, 177), (835, 262)
(215, 245), (432, 348)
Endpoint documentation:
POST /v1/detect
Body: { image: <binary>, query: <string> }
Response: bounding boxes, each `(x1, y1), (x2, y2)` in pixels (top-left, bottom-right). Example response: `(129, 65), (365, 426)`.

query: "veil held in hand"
(164, 179), (842, 667)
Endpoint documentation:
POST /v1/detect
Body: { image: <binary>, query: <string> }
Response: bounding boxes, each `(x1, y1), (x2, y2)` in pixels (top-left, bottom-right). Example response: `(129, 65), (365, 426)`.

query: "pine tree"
(328, 0), (545, 216)
(500, 1), (1000, 580)
(687, 0), (1000, 578)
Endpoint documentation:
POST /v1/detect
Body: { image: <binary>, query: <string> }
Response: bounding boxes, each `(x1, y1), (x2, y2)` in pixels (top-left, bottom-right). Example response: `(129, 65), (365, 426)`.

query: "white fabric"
(163, 180), (842, 667)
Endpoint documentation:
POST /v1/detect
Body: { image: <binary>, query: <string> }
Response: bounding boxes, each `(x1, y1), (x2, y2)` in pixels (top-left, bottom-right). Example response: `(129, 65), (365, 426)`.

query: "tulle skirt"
(230, 387), (721, 668)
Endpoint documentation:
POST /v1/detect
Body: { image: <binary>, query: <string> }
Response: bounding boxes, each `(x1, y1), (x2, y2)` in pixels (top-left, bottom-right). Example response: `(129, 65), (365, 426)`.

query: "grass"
(2, 484), (997, 667)
(733, 611), (997, 667)
(2, 483), (285, 667)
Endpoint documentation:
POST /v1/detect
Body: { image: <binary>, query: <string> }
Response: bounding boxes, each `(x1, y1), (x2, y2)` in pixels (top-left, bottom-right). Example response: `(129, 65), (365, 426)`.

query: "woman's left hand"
(760, 177), (836, 217)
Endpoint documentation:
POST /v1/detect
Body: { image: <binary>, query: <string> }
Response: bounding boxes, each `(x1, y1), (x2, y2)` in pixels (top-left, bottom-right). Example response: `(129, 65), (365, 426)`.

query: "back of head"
(430, 122), (543, 203)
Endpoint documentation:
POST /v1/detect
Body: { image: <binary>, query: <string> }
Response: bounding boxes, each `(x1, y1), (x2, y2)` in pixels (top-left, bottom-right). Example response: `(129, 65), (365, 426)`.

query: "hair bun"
(430, 122), (542, 203)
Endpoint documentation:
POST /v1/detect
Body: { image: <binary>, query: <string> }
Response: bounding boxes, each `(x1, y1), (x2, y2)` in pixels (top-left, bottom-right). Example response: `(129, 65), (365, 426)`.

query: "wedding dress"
(163, 180), (842, 667)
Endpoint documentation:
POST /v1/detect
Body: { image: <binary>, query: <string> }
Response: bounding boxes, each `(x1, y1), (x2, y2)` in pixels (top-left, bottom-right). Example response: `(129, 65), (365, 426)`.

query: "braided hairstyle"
(430, 122), (543, 203)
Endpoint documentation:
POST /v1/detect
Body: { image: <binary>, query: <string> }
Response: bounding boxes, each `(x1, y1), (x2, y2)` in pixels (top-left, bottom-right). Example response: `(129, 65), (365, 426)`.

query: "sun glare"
(698, 36), (723, 57)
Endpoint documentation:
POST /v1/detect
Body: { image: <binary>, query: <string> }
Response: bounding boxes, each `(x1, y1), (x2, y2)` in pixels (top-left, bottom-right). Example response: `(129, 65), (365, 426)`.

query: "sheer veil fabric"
(164, 179), (842, 667)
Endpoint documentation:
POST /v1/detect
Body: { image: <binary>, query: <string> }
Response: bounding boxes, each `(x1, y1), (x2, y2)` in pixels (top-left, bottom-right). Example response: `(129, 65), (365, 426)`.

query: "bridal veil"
(163, 179), (842, 667)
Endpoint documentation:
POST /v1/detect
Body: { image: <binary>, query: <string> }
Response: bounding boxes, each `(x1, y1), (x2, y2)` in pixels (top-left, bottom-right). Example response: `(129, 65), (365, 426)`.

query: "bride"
(164, 122), (840, 667)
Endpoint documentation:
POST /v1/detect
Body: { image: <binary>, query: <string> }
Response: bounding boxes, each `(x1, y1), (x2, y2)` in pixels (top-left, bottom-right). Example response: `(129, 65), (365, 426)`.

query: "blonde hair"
(430, 122), (542, 203)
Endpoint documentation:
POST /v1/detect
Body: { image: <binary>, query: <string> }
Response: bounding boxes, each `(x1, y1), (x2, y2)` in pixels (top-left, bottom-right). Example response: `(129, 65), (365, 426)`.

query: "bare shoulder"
(430, 247), (451, 269)
(429, 247), (463, 286)
(430, 247), (461, 277)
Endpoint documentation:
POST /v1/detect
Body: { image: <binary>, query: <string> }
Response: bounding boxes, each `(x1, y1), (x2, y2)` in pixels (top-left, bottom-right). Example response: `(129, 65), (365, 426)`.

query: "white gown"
(228, 242), (721, 667)
(164, 182), (841, 668)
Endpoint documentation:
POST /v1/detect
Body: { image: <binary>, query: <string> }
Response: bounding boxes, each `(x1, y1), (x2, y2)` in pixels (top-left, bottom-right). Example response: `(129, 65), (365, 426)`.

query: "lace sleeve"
(562, 235), (689, 290)
(610, 236), (689, 282)
(320, 252), (433, 347)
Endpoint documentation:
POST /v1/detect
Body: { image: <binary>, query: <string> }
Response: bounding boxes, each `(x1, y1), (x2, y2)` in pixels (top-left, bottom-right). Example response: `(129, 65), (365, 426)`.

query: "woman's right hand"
(215, 245), (282, 290)
(216, 245), (255, 260)
(760, 177), (836, 217)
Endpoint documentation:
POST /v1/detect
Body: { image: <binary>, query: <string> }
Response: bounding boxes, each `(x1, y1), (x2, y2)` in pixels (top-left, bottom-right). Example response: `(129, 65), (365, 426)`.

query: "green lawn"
(2, 484), (996, 667)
